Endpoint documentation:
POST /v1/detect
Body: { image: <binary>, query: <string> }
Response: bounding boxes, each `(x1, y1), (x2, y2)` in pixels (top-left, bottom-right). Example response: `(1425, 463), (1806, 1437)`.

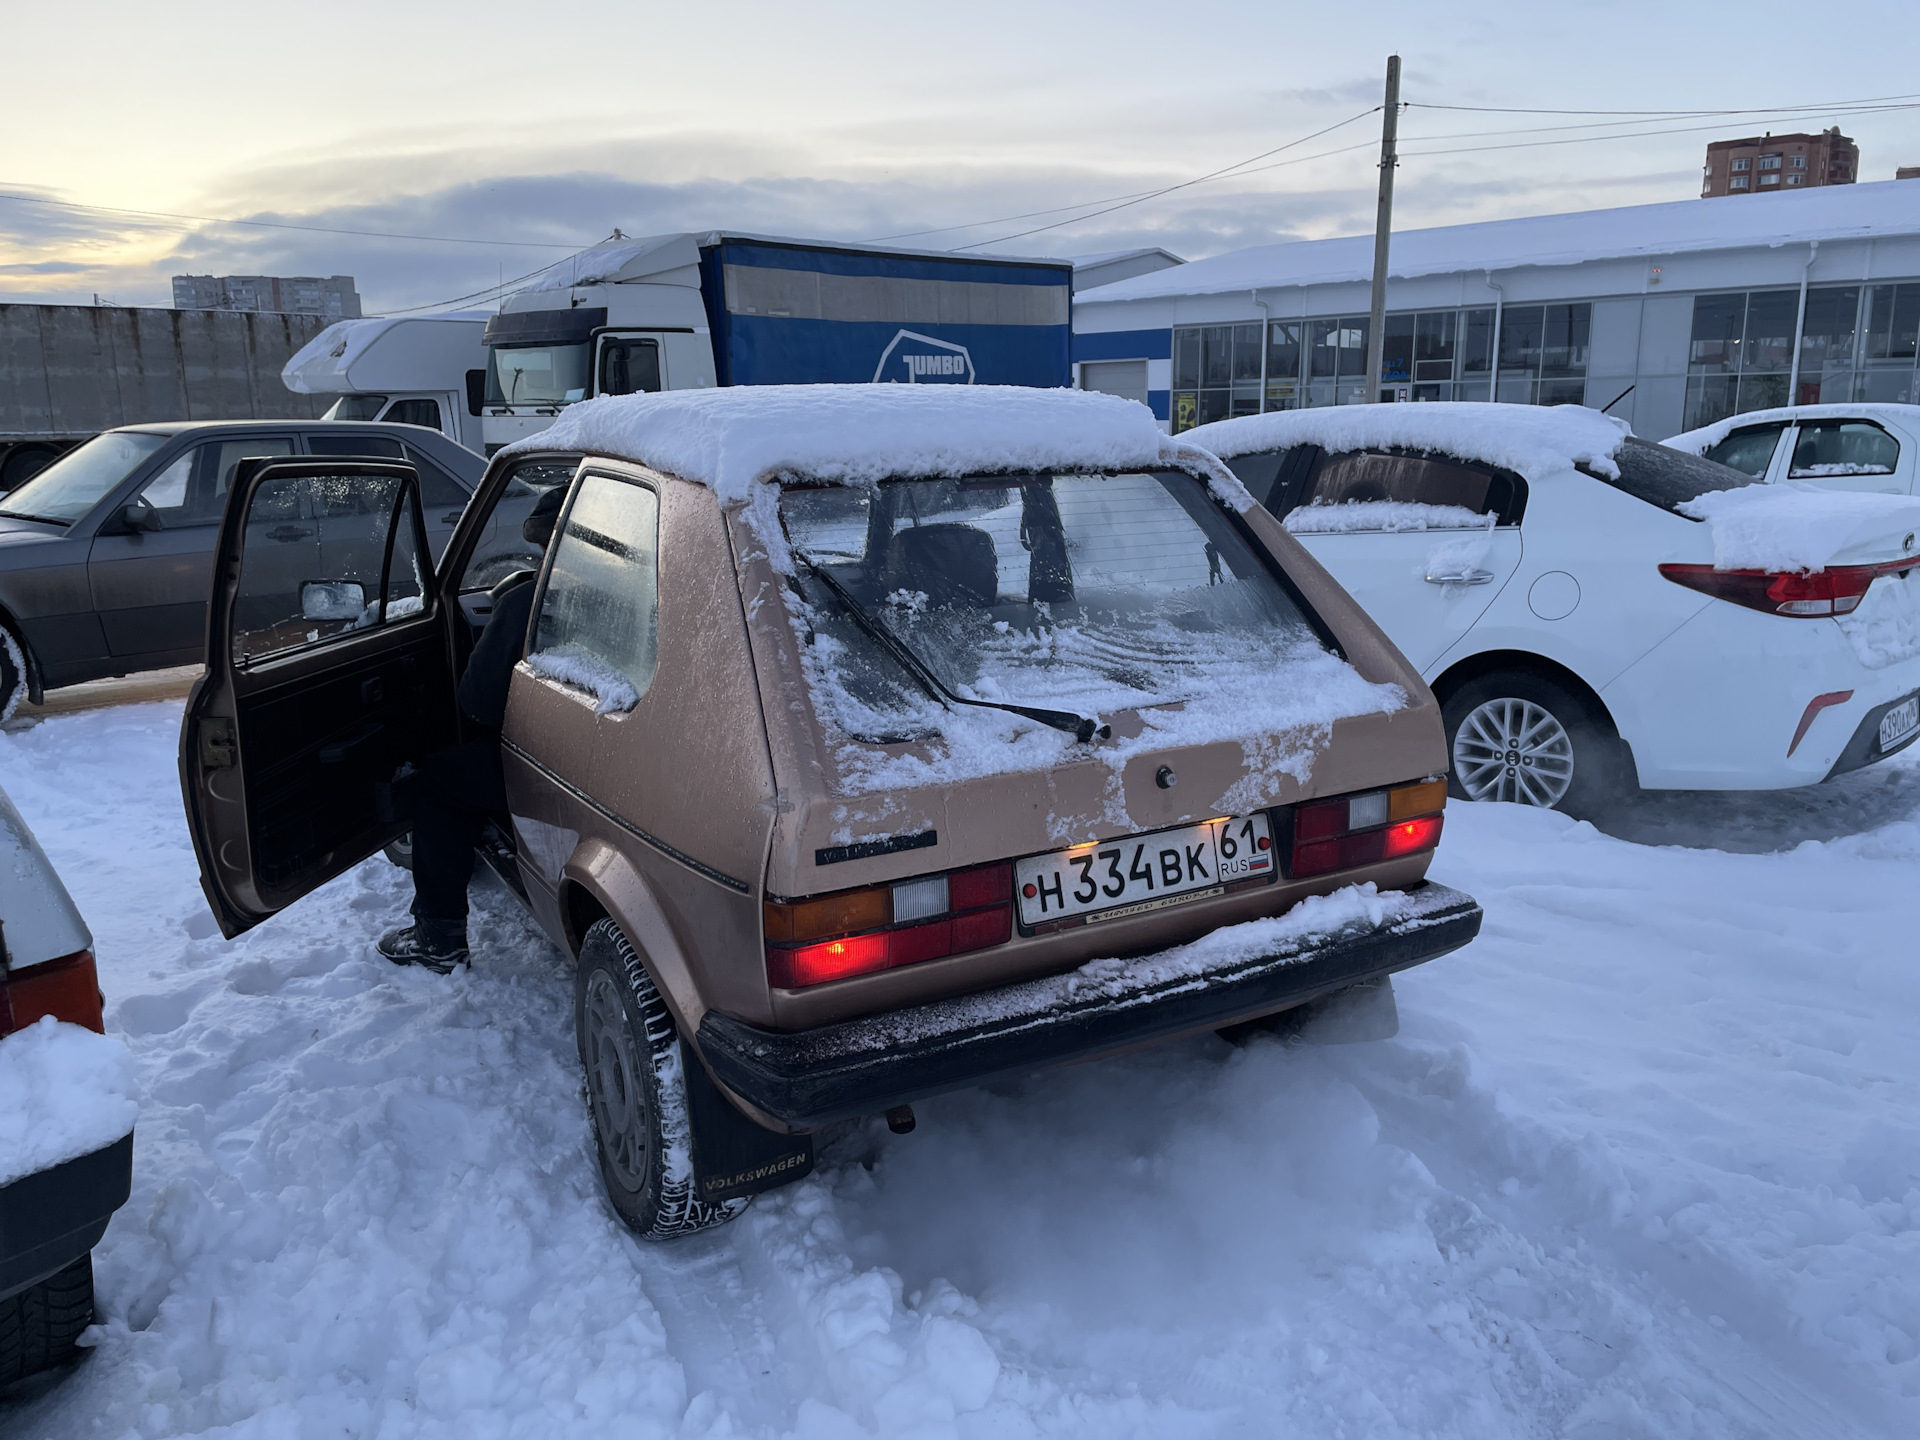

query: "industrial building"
(1071, 180), (1920, 441)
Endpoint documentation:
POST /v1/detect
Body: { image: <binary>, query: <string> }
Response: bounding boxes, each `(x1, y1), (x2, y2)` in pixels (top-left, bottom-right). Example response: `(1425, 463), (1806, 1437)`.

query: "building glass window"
(1859, 283), (1920, 405)
(1731, 176), (1750, 190)
(1266, 322), (1302, 410)
(1786, 175), (1804, 186)
(1760, 154), (1782, 171)
(1732, 157), (1751, 171)
(1790, 154), (1807, 169)
(1760, 174), (1779, 187)
(1801, 286), (1861, 403)
(1687, 289), (1810, 427)
(1171, 324), (1270, 432)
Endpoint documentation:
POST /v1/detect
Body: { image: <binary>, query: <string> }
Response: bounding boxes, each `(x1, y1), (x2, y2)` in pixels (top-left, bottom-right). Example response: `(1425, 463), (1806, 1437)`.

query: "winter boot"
(377, 920), (470, 975)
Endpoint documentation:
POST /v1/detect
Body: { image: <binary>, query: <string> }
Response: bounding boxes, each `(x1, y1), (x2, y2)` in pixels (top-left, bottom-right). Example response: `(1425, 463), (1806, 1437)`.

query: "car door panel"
(181, 459), (458, 937)
(1280, 450), (1525, 674)
(90, 436), (295, 660)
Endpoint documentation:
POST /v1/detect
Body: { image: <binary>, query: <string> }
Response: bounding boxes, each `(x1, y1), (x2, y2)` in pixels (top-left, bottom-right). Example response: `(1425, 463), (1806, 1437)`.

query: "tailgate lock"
(1156, 766), (1178, 789)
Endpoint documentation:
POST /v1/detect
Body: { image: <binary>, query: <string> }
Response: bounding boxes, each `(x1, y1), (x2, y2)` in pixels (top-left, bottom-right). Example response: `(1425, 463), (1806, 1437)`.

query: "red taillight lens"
(1289, 784), (1445, 880)
(1658, 562), (1892, 616)
(765, 863), (1013, 989)
(1, 950), (105, 1036)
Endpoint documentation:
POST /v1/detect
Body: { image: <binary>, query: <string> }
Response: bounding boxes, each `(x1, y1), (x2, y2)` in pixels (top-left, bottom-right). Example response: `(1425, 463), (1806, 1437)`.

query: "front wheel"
(1441, 671), (1625, 817)
(0, 627), (25, 725)
(573, 918), (747, 1240)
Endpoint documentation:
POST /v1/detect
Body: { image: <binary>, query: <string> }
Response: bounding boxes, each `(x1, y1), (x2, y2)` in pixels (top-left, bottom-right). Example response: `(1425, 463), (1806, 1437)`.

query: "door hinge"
(199, 717), (236, 768)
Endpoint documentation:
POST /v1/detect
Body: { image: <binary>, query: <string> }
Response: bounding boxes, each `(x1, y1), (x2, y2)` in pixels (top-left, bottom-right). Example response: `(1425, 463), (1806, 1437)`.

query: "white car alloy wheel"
(1452, 696), (1576, 807)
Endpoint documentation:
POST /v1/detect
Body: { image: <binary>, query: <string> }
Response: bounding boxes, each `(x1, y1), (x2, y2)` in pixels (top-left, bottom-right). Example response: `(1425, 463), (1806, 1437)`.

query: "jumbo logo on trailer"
(874, 330), (975, 383)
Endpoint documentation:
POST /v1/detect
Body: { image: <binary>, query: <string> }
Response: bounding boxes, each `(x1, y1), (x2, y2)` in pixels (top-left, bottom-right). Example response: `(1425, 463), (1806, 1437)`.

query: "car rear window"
(1591, 437), (1750, 515)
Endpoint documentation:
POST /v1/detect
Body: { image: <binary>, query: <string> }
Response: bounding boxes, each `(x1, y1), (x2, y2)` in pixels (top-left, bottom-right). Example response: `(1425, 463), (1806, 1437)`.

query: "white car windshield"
(0, 431), (170, 525)
(487, 344), (588, 405)
(780, 470), (1332, 742)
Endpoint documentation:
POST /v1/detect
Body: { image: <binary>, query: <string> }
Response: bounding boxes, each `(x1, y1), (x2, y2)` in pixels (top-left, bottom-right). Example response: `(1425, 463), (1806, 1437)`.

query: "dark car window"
(140, 437), (295, 526)
(1788, 419), (1900, 478)
(0, 431), (169, 523)
(1589, 437), (1750, 515)
(1224, 446), (1524, 528)
(385, 397), (443, 431)
(1702, 423), (1787, 477)
(307, 433), (468, 510)
(403, 446), (473, 511)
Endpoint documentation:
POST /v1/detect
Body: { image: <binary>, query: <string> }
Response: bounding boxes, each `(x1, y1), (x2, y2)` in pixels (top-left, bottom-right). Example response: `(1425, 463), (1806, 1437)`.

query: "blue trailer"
(480, 232), (1072, 453)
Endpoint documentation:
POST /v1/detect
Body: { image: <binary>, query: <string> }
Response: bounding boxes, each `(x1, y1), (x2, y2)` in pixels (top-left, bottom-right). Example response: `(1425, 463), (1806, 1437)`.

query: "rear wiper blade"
(797, 556), (1108, 744)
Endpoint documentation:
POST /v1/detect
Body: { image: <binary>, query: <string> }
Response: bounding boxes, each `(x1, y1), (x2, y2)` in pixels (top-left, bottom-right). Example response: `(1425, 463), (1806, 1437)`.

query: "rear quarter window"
(1587, 437), (1750, 515)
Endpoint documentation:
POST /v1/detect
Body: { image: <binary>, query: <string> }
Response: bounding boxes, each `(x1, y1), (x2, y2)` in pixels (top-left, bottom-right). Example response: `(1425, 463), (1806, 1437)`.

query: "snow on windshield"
(779, 470), (1404, 809)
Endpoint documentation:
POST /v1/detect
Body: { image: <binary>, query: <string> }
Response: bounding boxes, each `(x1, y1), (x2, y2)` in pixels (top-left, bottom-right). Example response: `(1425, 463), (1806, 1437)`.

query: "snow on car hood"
(1184, 402), (1632, 481)
(498, 385), (1250, 518)
(1676, 483), (1920, 572)
(0, 1017), (137, 1187)
(1663, 402), (1920, 456)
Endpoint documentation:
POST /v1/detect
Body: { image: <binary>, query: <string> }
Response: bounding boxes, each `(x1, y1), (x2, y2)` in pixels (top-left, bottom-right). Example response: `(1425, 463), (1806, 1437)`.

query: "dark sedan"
(0, 421), (554, 716)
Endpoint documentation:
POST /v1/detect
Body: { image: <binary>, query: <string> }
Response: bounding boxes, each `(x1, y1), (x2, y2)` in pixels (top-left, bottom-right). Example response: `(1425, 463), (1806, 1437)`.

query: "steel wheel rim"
(583, 969), (652, 1192)
(1453, 696), (1576, 807)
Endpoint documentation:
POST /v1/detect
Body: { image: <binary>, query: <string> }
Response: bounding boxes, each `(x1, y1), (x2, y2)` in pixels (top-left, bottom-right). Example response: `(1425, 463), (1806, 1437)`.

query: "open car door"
(180, 458), (460, 938)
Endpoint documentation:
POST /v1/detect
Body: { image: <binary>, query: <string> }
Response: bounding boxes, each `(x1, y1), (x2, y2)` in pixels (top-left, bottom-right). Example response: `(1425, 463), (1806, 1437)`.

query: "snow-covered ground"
(3, 700), (1917, 1439)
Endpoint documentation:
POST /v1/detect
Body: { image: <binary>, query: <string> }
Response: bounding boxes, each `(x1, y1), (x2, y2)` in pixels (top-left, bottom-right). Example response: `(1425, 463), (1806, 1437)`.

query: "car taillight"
(1658, 561), (1919, 617)
(764, 863), (1013, 989)
(1289, 779), (1446, 880)
(0, 949), (105, 1037)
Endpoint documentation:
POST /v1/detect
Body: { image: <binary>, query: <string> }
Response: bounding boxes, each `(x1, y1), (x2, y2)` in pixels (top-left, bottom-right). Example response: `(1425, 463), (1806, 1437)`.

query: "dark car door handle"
(441, 511), (464, 525)
(267, 525), (314, 543)
(318, 718), (384, 765)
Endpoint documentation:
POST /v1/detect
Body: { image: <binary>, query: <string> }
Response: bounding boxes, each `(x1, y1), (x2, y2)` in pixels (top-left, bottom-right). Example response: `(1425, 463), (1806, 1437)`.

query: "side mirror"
(300, 580), (366, 622)
(114, 498), (162, 534)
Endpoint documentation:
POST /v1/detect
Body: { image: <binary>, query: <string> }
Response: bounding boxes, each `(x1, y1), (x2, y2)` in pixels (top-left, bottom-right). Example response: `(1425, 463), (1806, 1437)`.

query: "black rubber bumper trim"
(1825, 686), (1920, 781)
(0, 1131), (132, 1303)
(698, 883), (1482, 1128)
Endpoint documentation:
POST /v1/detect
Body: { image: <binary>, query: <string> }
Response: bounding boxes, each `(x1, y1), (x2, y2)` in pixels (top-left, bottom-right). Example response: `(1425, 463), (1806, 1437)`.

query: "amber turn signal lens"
(2, 949), (105, 1036)
(763, 886), (891, 944)
(1389, 779), (1448, 822)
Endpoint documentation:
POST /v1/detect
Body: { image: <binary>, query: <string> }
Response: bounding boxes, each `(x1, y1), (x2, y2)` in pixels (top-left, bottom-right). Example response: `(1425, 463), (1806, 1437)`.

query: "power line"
(1401, 105), (1920, 160)
(1407, 90), (1920, 118)
(0, 189), (585, 251)
(376, 240), (619, 315)
(949, 106), (1383, 251)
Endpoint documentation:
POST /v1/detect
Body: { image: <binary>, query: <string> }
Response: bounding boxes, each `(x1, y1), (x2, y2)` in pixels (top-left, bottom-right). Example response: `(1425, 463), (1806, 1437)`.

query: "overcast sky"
(5, 0), (1917, 311)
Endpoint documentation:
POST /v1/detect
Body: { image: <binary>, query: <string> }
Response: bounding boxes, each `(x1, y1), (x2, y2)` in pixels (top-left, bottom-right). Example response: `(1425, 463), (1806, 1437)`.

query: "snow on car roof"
(1664, 403), (1920, 456)
(501, 384), (1245, 506)
(1184, 402), (1632, 480)
(1077, 181), (1920, 302)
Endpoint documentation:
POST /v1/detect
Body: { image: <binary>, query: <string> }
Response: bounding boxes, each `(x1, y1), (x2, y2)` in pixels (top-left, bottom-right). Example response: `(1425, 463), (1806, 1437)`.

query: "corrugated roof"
(1076, 180), (1920, 304)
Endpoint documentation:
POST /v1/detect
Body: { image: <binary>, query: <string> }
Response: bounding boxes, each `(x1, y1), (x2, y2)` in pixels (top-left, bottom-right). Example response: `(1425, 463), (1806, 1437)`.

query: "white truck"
(281, 313), (491, 452)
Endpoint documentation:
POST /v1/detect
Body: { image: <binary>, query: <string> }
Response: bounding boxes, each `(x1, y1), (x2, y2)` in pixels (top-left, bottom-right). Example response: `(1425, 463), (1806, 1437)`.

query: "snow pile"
(0, 1016), (137, 1187)
(501, 384), (1249, 511)
(1677, 482), (1920, 571)
(524, 646), (641, 714)
(1285, 500), (1492, 534)
(1839, 570), (1920, 668)
(1186, 401), (1631, 480)
(1663, 402), (1920, 457)
(11, 702), (1920, 1437)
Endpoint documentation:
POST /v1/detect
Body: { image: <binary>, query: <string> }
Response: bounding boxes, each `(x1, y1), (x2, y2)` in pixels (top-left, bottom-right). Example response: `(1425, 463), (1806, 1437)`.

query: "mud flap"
(682, 1039), (814, 1202)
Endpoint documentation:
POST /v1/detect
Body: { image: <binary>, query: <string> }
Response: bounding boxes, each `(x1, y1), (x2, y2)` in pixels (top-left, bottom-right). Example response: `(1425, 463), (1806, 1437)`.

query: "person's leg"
(379, 741), (507, 972)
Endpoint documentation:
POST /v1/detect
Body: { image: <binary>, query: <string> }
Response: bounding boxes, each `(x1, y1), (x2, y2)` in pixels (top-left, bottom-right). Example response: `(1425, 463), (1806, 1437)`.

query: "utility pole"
(1363, 54), (1402, 404)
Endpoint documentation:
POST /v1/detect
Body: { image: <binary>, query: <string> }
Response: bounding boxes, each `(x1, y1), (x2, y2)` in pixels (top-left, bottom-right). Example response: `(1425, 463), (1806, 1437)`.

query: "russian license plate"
(1015, 813), (1275, 928)
(1879, 695), (1920, 752)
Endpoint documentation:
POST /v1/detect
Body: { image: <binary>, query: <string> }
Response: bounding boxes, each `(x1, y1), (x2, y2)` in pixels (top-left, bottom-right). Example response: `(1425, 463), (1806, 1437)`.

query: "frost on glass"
(230, 471), (429, 667)
(780, 471), (1333, 743)
(530, 475), (659, 713)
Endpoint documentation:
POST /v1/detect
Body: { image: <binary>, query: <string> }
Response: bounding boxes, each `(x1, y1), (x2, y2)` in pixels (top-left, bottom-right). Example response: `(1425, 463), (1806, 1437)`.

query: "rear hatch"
(741, 464), (1447, 1026)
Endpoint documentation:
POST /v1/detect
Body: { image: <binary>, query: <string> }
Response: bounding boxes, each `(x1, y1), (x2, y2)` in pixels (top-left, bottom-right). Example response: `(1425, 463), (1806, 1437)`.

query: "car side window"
(1283, 450), (1525, 533)
(138, 438), (295, 526)
(527, 473), (659, 712)
(308, 433), (467, 511)
(229, 469), (427, 667)
(1703, 423), (1787, 478)
(1788, 420), (1900, 478)
(385, 398), (443, 431)
(598, 339), (662, 398)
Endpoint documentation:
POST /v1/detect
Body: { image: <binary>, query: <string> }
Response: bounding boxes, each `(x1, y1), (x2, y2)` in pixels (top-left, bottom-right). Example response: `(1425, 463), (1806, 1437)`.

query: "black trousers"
(409, 739), (509, 928)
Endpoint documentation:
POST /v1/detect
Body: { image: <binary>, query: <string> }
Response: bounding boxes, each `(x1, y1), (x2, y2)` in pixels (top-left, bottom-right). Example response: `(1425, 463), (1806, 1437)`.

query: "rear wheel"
(574, 918), (747, 1240)
(0, 1254), (95, 1387)
(1442, 670), (1624, 817)
(0, 626), (26, 725)
(382, 832), (414, 870)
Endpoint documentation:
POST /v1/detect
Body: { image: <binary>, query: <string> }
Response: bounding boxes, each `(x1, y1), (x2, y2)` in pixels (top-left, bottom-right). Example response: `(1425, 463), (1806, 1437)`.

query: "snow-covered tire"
(0, 626), (26, 725)
(0, 1253), (94, 1387)
(573, 918), (747, 1240)
(1441, 670), (1626, 818)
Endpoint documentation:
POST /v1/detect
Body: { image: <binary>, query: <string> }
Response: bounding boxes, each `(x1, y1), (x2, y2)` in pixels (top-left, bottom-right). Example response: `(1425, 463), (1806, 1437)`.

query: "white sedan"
(1665, 402), (1920, 493)
(1185, 404), (1920, 814)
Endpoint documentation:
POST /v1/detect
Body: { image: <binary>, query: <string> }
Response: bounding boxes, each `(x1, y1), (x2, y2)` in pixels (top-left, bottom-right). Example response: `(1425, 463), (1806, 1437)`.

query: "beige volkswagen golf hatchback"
(179, 385), (1481, 1239)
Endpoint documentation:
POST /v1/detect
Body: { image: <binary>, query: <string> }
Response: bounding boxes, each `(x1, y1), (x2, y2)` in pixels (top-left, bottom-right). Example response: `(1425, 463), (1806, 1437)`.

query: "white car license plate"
(1879, 696), (1920, 752)
(1015, 813), (1274, 928)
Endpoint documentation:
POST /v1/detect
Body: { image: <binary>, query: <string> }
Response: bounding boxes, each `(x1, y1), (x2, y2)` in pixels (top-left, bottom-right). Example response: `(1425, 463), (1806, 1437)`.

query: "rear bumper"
(1826, 686), (1920, 779)
(0, 1132), (132, 1303)
(698, 882), (1482, 1128)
